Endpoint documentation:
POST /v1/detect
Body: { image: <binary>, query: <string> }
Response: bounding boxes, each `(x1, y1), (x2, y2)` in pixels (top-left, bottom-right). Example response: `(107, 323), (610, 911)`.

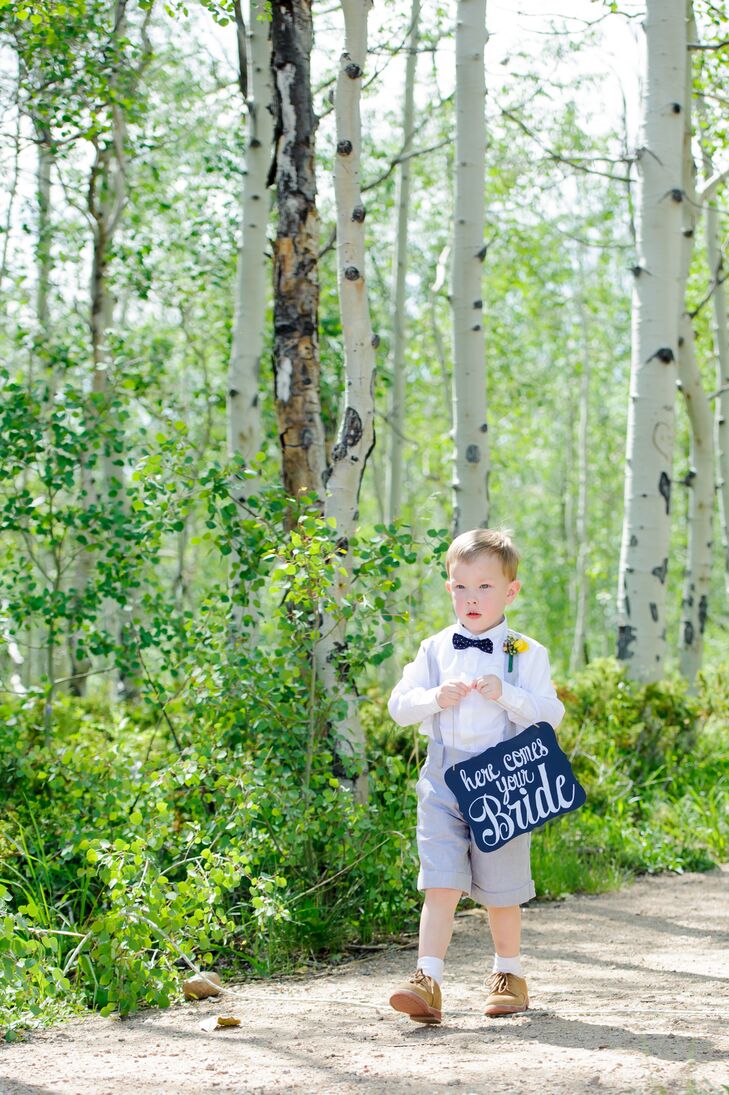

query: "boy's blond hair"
(445, 529), (520, 582)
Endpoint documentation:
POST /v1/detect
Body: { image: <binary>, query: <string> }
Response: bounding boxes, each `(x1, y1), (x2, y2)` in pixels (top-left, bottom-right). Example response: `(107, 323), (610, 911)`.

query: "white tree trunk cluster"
(451, 0), (489, 533)
(616, 0), (686, 682)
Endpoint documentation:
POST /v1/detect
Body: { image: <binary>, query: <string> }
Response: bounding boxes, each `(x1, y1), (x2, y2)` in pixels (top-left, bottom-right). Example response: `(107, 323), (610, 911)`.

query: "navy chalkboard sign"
(444, 722), (586, 852)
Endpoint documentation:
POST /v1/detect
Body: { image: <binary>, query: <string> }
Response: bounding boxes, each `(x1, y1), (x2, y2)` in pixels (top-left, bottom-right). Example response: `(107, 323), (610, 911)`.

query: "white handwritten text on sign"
(443, 722), (586, 852)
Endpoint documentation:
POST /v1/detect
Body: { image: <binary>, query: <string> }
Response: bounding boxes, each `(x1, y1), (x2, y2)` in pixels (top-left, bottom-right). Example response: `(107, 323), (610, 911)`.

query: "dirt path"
(1, 867), (728, 1095)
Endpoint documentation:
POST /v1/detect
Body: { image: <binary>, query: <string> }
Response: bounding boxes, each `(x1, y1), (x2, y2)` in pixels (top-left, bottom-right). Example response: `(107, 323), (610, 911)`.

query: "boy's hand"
(435, 680), (471, 709)
(472, 674), (503, 701)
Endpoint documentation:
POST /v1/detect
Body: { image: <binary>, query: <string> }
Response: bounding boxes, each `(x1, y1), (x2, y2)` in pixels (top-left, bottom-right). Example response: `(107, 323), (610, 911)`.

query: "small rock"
(183, 972), (222, 1000)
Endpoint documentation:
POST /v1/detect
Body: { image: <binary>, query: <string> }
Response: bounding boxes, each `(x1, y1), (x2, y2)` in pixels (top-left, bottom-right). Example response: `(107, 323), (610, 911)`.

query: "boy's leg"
(390, 888), (460, 1023)
(469, 834), (533, 1018)
(419, 886), (462, 959)
(487, 904), (521, 958)
(390, 745), (472, 1023)
(484, 903), (528, 1016)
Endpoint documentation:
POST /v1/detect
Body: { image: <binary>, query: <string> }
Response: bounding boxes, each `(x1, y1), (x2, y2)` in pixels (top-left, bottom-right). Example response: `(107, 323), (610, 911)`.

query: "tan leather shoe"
(484, 972), (529, 1017)
(389, 969), (442, 1024)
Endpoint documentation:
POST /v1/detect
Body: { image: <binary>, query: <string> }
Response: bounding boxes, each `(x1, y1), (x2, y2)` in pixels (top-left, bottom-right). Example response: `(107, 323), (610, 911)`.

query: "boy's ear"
(507, 580), (521, 601)
(445, 579), (452, 593)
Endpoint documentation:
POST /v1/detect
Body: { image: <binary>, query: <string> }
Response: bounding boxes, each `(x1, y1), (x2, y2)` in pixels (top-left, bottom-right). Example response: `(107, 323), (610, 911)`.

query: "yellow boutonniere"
(503, 633), (528, 671)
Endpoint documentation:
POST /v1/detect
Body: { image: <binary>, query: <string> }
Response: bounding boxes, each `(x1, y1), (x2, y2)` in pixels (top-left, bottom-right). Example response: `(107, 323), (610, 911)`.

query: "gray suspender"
(429, 632), (521, 748)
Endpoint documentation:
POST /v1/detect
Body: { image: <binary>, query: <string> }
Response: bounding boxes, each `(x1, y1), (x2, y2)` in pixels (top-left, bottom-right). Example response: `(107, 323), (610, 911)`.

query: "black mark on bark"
(617, 625), (636, 660)
(332, 406), (363, 462)
(649, 347), (675, 364)
(652, 557), (668, 584)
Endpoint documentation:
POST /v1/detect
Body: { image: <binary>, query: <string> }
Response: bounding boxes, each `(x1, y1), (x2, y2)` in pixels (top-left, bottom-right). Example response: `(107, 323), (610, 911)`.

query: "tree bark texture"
(699, 132), (729, 599)
(387, 0), (420, 523)
(570, 298), (591, 674)
(227, 0), (273, 468)
(616, 0), (686, 682)
(271, 0), (327, 505)
(70, 0), (152, 698)
(227, 0), (274, 638)
(315, 0), (377, 803)
(451, 0), (489, 534)
(676, 5), (713, 683)
(36, 129), (52, 343)
(677, 315), (713, 681)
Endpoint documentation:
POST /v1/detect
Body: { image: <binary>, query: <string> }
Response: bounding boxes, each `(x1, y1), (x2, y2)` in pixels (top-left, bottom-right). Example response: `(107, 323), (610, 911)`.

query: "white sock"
(418, 956), (444, 985)
(493, 953), (523, 977)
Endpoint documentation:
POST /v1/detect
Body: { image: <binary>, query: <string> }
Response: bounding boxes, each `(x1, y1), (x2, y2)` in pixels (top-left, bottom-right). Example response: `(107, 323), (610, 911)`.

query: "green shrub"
(1, 592), (727, 1038)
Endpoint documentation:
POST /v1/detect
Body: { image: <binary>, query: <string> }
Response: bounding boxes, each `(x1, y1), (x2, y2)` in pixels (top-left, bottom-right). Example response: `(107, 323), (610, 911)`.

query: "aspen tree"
(227, 0), (273, 470)
(451, 0), (489, 533)
(35, 131), (52, 351)
(699, 124), (729, 599)
(676, 6), (713, 681)
(270, 0), (327, 507)
(316, 0), (377, 803)
(227, 0), (273, 637)
(616, 0), (686, 682)
(71, 0), (154, 695)
(387, 0), (420, 523)
(570, 295), (591, 674)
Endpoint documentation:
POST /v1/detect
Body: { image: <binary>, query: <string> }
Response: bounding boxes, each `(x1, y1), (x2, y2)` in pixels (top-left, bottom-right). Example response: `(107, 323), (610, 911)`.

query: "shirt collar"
(454, 615), (508, 643)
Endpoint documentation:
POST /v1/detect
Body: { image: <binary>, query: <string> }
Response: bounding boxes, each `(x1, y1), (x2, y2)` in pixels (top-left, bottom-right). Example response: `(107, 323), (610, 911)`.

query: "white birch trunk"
(677, 314), (713, 680)
(227, 0), (274, 637)
(676, 6), (713, 682)
(699, 134), (729, 599)
(386, 0), (420, 523)
(616, 0), (686, 682)
(36, 132), (52, 342)
(227, 0), (273, 468)
(70, 1), (153, 698)
(0, 77), (21, 294)
(316, 0), (377, 803)
(570, 299), (591, 673)
(451, 0), (489, 533)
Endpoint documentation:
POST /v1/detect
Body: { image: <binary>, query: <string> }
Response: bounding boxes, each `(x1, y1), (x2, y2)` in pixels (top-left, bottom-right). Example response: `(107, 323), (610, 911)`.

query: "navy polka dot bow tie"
(452, 633), (493, 653)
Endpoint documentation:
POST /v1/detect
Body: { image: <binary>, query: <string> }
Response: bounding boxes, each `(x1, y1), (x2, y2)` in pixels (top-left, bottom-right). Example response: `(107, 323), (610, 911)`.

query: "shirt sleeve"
(387, 640), (442, 728)
(494, 642), (565, 730)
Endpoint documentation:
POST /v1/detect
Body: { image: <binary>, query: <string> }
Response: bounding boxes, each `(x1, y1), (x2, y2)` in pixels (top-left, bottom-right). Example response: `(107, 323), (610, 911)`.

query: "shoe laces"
(412, 969), (433, 988)
(489, 972), (511, 994)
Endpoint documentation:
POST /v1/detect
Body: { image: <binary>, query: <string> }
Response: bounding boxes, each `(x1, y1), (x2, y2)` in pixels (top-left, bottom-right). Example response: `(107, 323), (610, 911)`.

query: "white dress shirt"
(388, 616), (565, 754)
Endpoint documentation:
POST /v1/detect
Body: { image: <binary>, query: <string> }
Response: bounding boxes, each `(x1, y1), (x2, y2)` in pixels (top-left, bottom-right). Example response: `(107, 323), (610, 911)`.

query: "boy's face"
(445, 554), (521, 635)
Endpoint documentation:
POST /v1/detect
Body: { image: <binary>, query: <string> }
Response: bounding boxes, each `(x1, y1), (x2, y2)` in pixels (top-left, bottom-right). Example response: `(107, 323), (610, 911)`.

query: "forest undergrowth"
(1, 650), (727, 1042)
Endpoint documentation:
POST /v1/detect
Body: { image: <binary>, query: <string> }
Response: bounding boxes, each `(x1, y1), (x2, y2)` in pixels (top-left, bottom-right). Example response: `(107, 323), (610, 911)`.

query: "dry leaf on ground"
(199, 1016), (242, 1032)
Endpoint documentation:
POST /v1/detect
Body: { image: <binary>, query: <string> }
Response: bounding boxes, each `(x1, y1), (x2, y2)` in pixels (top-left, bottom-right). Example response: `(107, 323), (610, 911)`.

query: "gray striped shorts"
(416, 741), (536, 907)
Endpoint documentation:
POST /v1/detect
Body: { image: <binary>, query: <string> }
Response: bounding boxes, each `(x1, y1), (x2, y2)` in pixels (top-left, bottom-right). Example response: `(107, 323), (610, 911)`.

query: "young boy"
(387, 529), (564, 1023)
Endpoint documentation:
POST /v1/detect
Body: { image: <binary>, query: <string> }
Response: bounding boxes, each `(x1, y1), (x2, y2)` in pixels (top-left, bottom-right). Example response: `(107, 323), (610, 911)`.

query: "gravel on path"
(1, 866), (727, 1095)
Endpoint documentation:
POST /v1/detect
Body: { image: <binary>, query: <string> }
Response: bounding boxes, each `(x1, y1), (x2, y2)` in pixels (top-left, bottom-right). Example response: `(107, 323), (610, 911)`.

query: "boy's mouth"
(466, 611), (481, 618)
